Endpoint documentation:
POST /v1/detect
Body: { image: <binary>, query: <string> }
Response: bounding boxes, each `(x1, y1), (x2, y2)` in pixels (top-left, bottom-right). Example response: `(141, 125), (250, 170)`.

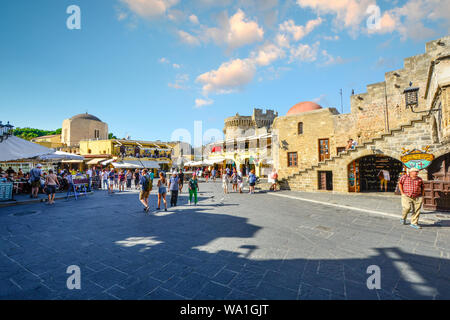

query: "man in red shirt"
(398, 167), (425, 229)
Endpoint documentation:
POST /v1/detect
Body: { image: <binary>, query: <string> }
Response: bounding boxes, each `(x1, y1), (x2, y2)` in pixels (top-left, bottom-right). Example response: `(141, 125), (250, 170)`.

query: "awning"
(85, 158), (105, 165)
(112, 162), (143, 169)
(204, 158), (225, 165)
(101, 159), (115, 165)
(62, 159), (83, 163)
(125, 160), (159, 169)
(0, 136), (53, 162)
(38, 151), (84, 161)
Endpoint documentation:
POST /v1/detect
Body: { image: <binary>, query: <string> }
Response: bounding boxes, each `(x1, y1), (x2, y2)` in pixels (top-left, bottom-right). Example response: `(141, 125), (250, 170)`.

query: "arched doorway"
(348, 155), (405, 193)
(424, 153), (450, 211)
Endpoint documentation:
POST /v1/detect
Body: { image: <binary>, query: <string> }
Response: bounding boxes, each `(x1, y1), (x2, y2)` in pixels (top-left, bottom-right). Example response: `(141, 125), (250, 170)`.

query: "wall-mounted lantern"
(403, 84), (419, 109)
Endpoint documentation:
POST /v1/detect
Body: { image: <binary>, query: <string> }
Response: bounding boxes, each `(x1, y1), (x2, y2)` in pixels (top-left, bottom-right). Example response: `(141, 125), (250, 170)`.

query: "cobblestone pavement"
(1, 182), (449, 300)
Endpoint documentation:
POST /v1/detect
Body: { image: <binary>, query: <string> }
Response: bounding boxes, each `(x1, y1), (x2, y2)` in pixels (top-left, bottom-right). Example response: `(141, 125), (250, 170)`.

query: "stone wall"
(274, 36), (450, 185)
(283, 114), (450, 193)
(273, 108), (339, 179)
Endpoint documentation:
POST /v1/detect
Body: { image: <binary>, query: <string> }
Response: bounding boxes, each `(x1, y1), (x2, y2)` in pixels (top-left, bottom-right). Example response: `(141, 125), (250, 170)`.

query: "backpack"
(142, 176), (151, 191)
(189, 179), (197, 189)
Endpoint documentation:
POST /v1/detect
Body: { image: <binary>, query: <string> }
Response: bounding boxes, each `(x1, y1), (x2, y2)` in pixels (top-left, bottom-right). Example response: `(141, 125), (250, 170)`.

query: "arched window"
(298, 122), (303, 135)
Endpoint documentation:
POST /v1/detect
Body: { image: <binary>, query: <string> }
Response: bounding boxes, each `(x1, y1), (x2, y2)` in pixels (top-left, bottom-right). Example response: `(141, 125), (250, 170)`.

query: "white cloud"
(177, 30), (201, 46)
(297, 0), (449, 39)
(117, 12), (128, 21)
(297, 0), (374, 31)
(173, 63), (181, 69)
(320, 50), (345, 66)
(121, 0), (179, 18)
(323, 35), (339, 41)
(250, 42), (286, 66)
(195, 98), (214, 108)
(159, 57), (169, 63)
(189, 14), (199, 24)
(196, 58), (257, 94)
(198, 9), (264, 50)
(275, 33), (290, 48)
(279, 17), (323, 41)
(169, 73), (189, 90)
(226, 9), (264, 49)
(289, 41), (320, 63)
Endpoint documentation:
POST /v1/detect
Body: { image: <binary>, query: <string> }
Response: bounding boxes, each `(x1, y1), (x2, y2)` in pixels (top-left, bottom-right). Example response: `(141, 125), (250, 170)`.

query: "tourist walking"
(45, 169), (60, 205)
(139, 169), (152, 213)
(29, 164), (42, 198)
(237, 170), (244, 193)
(398, 167), (425, 229)
(101, 169), (109, 191)
(108, 168), (115, 194)
(222, 170), (229, 194)
(118, 170), (126, 192)
(188, 173), (199, 205)
(178, 169), (184, 193)
(248, 170), (257, 194)
(211, 168), (216, 182)
(269, 168), (278, 191)
(126, 169), (133, 190)
(157, 172), (168, 211)
(114, 170), (119, 189)
(378, 169), (390, 192)
(231, 168), (238, 192)
(169, 172), (179, 207)
(134, 169), (140, 190)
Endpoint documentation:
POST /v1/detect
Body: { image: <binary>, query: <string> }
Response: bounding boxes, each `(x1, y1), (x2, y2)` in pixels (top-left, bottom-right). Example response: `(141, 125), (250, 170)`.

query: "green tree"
(108, 133), (117, 139)
(13, 127), (62, 140)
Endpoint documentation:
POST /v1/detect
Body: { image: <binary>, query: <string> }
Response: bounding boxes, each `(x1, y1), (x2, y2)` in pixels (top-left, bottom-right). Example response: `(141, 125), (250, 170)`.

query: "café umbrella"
(0, 136), (53, 162)
(37, 151), (84, 161)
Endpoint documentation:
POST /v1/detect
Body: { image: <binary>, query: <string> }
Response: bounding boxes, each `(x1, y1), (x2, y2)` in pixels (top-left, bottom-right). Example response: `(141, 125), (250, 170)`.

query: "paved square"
(1, 182), (449, 300)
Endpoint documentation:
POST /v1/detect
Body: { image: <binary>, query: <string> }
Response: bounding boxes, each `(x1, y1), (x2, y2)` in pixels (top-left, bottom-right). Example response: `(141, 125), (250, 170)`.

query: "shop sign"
(400, 147), (434, 170)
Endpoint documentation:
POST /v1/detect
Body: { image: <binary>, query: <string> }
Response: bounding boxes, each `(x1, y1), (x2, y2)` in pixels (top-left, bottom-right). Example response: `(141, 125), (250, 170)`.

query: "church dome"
(287, 101), (322, 115)
(70, 113), (102, 122)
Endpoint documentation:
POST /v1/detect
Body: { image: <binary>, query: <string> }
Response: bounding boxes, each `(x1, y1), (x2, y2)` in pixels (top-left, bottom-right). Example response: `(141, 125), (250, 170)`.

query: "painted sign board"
(400, 148), (434, 170)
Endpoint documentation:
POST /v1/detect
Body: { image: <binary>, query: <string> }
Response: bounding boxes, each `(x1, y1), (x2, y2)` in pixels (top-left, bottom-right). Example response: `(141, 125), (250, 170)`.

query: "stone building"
(274, 36), (450, 210)
(224, 108), (278, 140)
(203, 108), (277, 177)
(61, 113), (108, 147)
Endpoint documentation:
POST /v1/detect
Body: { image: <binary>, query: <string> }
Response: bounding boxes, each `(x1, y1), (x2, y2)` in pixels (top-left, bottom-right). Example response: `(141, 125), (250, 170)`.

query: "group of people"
(6, 164), (78, 204)
(100, 168), (151, 194)
(137, 169), (199, 213)
(219, 167), (258, 194)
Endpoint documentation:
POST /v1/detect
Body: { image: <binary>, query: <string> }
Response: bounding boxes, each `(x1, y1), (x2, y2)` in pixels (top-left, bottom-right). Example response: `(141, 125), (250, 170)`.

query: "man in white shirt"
(102, 169), (109, 191)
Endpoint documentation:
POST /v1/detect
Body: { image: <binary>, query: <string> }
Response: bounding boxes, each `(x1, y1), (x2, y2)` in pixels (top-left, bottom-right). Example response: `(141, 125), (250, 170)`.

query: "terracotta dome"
(287, 101), (322, 115)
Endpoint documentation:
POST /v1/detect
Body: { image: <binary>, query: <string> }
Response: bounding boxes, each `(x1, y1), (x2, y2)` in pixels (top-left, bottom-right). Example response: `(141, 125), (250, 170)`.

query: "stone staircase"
(279, 114), (431, 191)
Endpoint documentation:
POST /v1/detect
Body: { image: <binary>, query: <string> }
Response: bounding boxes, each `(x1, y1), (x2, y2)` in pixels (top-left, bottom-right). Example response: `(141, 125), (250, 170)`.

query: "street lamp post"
(0, 121), (14, 143)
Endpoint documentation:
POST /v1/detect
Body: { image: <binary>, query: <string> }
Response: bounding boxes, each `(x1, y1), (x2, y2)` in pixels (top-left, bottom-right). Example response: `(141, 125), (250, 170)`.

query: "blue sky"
(1, 0), (448, 143)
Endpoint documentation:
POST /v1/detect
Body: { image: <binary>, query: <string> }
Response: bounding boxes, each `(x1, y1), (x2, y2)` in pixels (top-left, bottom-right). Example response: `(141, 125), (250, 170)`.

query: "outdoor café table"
(67, 177), (88, 200)
(13, 181), (26, 194)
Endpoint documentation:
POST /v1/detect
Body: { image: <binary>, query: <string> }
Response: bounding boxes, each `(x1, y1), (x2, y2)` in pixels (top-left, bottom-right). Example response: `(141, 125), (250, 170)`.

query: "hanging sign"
(400, 147), (434, 170)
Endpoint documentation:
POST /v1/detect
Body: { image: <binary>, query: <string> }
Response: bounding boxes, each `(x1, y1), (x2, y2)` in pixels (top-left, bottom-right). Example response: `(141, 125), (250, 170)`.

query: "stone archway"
(348, 154), (405, 193)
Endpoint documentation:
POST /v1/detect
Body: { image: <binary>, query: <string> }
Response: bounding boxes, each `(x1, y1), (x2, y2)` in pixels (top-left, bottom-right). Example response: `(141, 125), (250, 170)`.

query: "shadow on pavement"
(0, 191), (449, 300)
